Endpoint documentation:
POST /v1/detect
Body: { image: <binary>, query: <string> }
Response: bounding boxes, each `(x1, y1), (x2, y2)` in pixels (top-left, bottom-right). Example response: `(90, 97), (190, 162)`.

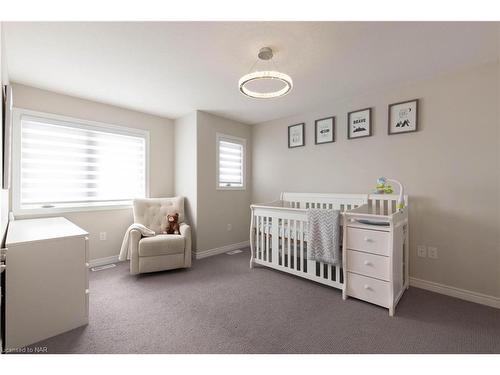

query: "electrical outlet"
(99, 232), (107, 241)
(417, 245), (427, 258)
(428, 246), (438, 259)
(227, 224), (232, 231)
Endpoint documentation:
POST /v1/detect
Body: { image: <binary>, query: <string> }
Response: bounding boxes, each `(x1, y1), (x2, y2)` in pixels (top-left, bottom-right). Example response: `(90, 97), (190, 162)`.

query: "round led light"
(238, 70), (293, 99)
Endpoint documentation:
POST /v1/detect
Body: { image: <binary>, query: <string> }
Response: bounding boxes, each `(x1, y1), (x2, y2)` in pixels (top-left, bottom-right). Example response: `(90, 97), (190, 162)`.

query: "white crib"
(249, 192), (409, 304)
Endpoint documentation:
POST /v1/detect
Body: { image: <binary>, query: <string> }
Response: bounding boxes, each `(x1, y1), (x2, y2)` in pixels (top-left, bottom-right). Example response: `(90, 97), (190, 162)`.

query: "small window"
(13, 109), (149, 213)
(216, 133), (246, 190)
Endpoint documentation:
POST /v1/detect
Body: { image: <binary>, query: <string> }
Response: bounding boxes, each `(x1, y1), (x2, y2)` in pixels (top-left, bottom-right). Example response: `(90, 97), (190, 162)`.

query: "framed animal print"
(288, 123), (305, 148)
(388, 99), (418, 135)
(314, 116), (335, 144)
(347, 108), (371, 139)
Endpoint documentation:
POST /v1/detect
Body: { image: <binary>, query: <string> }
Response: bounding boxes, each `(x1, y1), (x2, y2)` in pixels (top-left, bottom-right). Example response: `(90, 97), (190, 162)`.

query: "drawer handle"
(363, 260), (372, 266)
(364, 237), (374, 242)
(363, 284), (372, 291)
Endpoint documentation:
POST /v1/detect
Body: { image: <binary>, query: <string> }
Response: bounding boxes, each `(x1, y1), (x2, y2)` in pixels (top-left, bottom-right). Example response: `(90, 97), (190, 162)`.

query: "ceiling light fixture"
(239, 47), (293, 99)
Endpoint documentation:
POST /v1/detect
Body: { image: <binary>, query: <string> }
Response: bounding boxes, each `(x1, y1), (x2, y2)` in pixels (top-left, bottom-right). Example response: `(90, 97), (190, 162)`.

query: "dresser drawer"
(346, 227), (390, 256)
(346, 272), (390, 308)
(346, 250), (390, 281)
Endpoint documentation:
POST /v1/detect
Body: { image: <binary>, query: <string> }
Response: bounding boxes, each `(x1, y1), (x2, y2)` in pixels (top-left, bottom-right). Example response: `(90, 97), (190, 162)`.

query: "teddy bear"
(164, 213), (180, 235)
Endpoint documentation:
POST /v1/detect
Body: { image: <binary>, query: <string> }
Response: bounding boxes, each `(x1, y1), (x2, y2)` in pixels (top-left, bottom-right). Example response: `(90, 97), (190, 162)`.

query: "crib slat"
(263, 217), (267, 262)
(287, 219), (291, 268)
(319, 261), (324, 278)
(267, 217), (270, 262)
(255, 216), (260, 260)
(336, 264), (341, 282)
(260, 216), (264, 260)
(262, 217), (266, 261)
(283, 219), (290, 267)
(280, 219), (285, 265)
(272, 217), (278, 266)
(299, 221), (304, 272)
(267, 217), (271, 262)
(292, 220), (297, 270)
(282, 219), (285, 266)
(262, 216), (266, 261)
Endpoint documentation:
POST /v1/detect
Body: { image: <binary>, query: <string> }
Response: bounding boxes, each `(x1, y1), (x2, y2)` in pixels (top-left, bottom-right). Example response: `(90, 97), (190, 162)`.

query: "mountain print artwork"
(348, 108), (371, 139)
(389, 99), (418, 135)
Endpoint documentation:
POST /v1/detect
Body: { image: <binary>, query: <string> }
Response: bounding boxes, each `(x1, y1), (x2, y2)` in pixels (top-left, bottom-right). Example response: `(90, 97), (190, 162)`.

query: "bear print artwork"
(164, 213), (180, 234)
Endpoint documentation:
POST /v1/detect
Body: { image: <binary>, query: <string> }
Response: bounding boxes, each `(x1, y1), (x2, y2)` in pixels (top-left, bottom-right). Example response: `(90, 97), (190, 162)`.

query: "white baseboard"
(410, 277), (500, 309)
(88, 255), (121, 268)
(195, 241), (250, 259)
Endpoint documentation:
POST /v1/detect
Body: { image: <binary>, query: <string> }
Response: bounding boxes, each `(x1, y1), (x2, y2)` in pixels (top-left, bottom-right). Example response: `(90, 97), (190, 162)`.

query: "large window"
(216, 133), (246, 190)
(13, 109), (149, 213)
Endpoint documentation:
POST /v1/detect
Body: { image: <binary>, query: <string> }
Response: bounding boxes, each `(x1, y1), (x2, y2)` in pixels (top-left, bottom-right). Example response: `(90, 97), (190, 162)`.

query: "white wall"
(0, 23), (10, 245)
(11, 83), (175, 260)
(174, 111), (198, 248)
(196, 111), (252, 253)
(498, 26), (500, 298)
(174, 110), (252, 255)
(252, 63), (500, 298)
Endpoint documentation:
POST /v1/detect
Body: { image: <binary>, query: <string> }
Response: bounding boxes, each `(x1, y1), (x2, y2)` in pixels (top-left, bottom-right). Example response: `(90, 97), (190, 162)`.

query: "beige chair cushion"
(133, 197), (185, 234)
(138, 235), (186, 257)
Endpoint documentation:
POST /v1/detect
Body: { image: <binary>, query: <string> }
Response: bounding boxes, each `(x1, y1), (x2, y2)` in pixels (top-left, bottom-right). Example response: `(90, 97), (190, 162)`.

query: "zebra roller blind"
(18, 115), (147, 210)
(217, 134), (245, 189)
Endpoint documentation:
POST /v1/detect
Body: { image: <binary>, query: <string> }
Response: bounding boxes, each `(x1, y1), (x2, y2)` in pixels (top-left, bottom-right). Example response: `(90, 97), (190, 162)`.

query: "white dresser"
(4, 217), (89, 351)
(342, 201), (409, 316)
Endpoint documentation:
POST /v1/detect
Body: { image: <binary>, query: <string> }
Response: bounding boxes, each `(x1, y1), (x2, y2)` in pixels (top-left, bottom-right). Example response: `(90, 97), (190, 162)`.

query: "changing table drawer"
(346, 272), (390, 308)
(346, 227), (390, 256)
(346, 249), (390, 281)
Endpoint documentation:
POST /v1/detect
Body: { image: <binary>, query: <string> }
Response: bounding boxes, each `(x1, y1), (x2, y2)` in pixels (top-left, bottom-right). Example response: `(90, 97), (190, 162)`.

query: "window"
(13, 109), (149, 213)
(216, 133), (246, 190)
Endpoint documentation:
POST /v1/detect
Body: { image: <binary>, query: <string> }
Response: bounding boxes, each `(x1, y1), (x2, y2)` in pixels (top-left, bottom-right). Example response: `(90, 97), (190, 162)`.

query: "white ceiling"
(4, 22), (499, 124)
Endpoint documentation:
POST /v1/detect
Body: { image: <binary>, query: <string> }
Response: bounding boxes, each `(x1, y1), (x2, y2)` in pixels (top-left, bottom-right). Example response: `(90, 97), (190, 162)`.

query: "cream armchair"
(129, 197), (191, 275)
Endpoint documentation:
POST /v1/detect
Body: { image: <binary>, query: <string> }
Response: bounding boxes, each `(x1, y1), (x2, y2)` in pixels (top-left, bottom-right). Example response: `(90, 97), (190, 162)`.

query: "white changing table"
(342, 201), (409, 316)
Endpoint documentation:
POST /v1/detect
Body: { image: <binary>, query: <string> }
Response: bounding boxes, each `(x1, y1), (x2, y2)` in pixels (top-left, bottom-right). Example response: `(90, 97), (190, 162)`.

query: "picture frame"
(347, 108), (371, 139)
(2, 85), (13, 190)
(388, 99), (418, 135)
(288, 122), (305, 148)
(314, 116), (335, 144)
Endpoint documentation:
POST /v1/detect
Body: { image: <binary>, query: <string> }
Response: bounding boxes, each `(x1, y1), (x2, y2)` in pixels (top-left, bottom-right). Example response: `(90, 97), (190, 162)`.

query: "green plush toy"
(374, 177), (405, 210)
(375, 182), (393, 194)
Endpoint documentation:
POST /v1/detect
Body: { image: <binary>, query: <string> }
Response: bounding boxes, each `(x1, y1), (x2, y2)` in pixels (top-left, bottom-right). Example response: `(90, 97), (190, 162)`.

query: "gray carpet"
(25, 248), (500, 353)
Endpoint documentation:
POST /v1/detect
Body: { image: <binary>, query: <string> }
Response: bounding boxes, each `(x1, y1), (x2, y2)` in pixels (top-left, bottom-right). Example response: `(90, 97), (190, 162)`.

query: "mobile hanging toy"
(374, 177), (405, 210)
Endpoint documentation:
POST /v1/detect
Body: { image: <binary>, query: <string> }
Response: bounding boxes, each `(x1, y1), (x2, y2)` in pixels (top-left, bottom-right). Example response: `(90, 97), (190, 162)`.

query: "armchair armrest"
(129, 228), (142, 275)
(179, 222), (192, 267)
(179, 222), (190, 237)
